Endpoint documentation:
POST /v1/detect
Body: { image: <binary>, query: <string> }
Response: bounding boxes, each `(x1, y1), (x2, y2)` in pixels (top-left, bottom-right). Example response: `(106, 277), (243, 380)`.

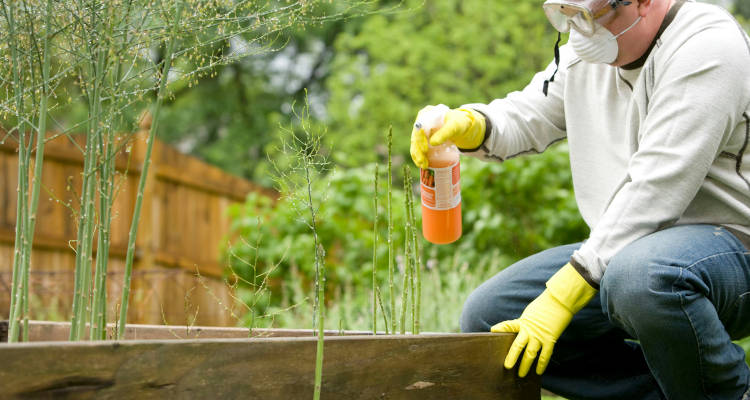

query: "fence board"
(0, 120), (275, 327)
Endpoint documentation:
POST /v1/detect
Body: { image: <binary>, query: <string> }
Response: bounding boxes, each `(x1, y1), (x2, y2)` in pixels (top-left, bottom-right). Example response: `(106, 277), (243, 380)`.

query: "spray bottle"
(415, 105), (462, 244)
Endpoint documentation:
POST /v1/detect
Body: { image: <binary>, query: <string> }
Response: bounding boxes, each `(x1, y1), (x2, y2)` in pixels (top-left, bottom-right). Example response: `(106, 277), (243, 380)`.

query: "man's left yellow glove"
(491, 263), (597, 377)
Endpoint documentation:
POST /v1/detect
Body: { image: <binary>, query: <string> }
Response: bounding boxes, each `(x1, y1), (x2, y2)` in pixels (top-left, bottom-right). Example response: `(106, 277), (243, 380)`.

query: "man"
(409, 0), (750, 398)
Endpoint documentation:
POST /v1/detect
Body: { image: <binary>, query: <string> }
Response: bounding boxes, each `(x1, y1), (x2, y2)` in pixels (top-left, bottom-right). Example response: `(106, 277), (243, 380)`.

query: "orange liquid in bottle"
(420, 143), (462, 244)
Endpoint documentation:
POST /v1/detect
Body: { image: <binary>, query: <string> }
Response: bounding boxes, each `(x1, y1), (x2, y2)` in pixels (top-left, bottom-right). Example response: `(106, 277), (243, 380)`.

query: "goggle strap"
(593, 0), (631, 20)
(543, 32), (562, 97)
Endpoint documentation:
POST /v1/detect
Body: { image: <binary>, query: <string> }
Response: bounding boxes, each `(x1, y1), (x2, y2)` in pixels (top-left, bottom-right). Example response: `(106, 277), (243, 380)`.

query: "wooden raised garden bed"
(0, 321), (541, 399)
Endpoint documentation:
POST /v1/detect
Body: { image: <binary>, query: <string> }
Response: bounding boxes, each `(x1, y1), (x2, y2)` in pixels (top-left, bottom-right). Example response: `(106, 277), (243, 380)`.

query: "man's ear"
(637, 0), (654, 17)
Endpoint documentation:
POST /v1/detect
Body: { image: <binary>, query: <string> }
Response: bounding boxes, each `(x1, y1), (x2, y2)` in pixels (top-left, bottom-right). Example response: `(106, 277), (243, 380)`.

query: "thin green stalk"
(91, 141), (114, 340)
(375, 286), (388, 334)
(20, 0), (54, 342)
(118, 0), (185, 339)
(386, 126), (395, 334)
(400, 233), (411, 334)
(86, 2), (111, 339)
(404, 167), (422, 334)
(409, 252), (415, 335)
(77, 161), (97, 341)
(91, 0), (135, 341)
(71, 0), (109, 340)
(372, 163), (379, 334)
(4, 0), (30, 343)
(70, 129), (97, 341)
(91, 12), (121, 340)
(307, 161), (325, 400)
(8, 161), (24, 342)
(71, 2), (96, 341)
(9, 148), (29, 343)
(400, 165), (412, 334)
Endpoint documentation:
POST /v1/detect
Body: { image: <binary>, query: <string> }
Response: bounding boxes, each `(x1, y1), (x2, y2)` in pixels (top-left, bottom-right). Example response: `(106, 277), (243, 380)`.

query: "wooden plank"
(0, 321), (382, 341)
(3, 319), (528, 341)
(0, 331), (540, 399)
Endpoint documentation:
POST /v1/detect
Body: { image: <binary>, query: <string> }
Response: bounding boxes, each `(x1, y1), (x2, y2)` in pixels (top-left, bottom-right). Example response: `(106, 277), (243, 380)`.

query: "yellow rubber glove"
(491, 263), (597, 377)
(409, 107), (486, 169)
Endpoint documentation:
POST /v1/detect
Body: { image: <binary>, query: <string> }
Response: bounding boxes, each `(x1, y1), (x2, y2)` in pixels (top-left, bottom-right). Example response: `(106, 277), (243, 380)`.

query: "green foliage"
(324, 0), (558, 168)
(228, 163), (408, 292)
(737, 336), (750, 366)
(156, 0), (560, 185)
(735, 0), (750, 19)
(227, 140), (589, 329)
(459, 144), (588, 260)
(225, 1), (584, 326)
(267, 249), (506, 333)
(158, 6), (370, 187)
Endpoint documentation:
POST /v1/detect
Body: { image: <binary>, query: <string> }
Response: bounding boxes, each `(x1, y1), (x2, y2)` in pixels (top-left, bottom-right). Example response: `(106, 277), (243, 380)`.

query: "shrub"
(226, 142), (589, 329)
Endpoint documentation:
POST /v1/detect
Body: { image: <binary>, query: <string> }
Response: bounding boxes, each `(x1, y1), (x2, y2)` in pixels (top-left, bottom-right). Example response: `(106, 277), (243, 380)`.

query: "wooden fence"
(0, 117), (275, 327)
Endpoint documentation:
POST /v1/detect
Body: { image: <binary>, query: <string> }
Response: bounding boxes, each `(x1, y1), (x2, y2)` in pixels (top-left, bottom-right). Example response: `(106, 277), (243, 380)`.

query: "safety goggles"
(542, 0), (631, 36)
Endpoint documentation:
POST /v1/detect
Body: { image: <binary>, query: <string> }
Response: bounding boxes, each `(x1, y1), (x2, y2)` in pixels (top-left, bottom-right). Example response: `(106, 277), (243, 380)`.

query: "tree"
(323, 0), (560, 168)
(734, 0), (750, 19)
(158, 9), (368, 186)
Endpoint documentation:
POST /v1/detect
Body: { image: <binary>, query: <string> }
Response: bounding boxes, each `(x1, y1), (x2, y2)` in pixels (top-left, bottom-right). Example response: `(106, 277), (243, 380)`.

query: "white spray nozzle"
(414, 104), (449, 138)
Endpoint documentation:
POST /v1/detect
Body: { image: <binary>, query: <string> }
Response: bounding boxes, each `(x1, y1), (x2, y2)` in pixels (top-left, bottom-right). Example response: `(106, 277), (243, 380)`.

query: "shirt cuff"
(457, 105), (507, 162)
(570, 244), (607, 289)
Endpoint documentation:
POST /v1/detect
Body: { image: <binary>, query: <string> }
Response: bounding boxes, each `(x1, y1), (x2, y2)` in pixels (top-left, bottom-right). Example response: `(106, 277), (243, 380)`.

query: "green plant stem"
(297, 136), (326, 400)
(386, 126), (395, 334)
(118, 0), (186, 339)
(91, 3), (126, 340)
(409, 253), (415, 334)
(19, 0), (54, 342)
(9, 148), (28, 343)
(3, 0), (29, 343)
(372, 163), (379, 334)
(90, 0), (135, 340)
(375, 286), (389, 334)
(400, 233), (411, 335)
(70, 124), (97, 341)
(309, 177), (325, 400)
(91, 139), (114, 340)
(71, 0), (109, 341)
(405, 167), (422, 334)
(400, 165), (412, 334)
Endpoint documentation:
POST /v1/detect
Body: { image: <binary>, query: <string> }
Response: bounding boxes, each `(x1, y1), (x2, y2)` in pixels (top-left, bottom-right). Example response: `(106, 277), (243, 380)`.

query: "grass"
(267, 248), (513, 333)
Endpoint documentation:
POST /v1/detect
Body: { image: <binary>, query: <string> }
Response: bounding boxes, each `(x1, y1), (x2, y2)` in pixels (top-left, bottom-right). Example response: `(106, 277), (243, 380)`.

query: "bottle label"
(420, 161), (460, 211)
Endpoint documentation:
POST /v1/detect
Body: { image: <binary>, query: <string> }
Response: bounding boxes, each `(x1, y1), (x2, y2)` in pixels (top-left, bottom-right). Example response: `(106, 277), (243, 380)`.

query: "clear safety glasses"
(542, 0), (630, 36)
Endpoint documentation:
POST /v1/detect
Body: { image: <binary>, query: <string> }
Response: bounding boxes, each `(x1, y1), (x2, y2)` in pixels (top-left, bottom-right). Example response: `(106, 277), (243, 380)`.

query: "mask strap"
(613, 15), (642, 39)
(542, 32), (562, 97)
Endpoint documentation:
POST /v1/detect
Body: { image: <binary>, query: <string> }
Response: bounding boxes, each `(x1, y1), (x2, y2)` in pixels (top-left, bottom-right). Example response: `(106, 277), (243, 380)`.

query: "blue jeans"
(460, 225), (750, 399)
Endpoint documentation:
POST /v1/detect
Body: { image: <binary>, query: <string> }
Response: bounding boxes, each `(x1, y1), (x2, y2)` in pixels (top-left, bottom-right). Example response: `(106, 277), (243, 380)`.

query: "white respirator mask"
(569, 15), (641, 64)
(542, 0), (641, 64)
(539, 0), (642, 94)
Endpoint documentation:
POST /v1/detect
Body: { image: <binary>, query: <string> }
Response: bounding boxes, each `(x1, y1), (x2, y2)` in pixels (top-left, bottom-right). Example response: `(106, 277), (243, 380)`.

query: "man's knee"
(460, 244), (579, 333)
(459, 273), (528, 333)
(460, 290), (490, 332)
(600, 248), (677, 335)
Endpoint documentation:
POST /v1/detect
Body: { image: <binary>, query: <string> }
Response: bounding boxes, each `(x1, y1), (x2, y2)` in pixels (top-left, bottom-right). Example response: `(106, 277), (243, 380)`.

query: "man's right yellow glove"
(409, 107), (486, 169)
(491, 263), (597, 378)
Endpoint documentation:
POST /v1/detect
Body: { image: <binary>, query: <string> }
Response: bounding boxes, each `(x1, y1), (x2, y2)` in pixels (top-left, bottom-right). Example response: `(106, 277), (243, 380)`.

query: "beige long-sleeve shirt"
(462, 1), (750, 287)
